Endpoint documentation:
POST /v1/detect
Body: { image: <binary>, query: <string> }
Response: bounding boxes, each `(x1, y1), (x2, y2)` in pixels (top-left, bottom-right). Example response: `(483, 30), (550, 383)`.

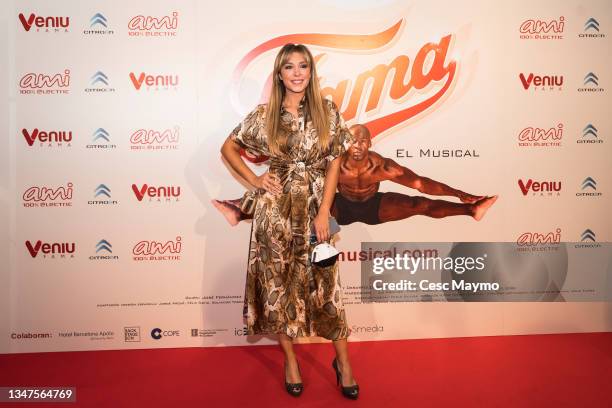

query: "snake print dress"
(229, 97), (354, 340)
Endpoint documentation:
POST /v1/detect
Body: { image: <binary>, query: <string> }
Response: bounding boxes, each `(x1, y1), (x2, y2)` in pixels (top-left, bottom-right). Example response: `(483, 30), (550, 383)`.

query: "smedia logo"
(151, 328), (180, 340)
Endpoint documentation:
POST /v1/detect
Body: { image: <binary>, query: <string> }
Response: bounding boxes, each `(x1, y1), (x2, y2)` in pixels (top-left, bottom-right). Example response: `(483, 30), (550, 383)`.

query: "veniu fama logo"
(129, 72), (179, 91)
(518, 179), (561, 197)
(519, 72), (563, 91)
(517, 123), (563, 147)
(519, 16), (564, 40)
(22, 183), (73, 208)
(22, 128), (72, 148)
(127, 12), (178, 37)
(132, 237), (182, 261)
(18, 12), (69, 32)
(131, 184), (181, 203)
(25, 240), (76, 259)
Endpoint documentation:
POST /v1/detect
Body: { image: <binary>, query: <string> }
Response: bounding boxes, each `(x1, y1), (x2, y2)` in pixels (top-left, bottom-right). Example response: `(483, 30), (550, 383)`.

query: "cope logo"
(22, 183), (73, 208)
(519, 73), (563, 91)
(519, 16), (564, 40)
(19, 70), (71, 95)
(129, 72), (179, 91)
(517, 124), (562, 147)
(516, 228), (561, 251)
(25, 240), (76, 259)
(150, 328), (180, 340)
(132, 237), (182, 261)
(130, 127), (180, 150)
(22, 128), (72, 148)
(518, 179), (561, 196)
(131, 184), (181, 202)
(128, 12), (178, 37)
(18, 13), (69, 32)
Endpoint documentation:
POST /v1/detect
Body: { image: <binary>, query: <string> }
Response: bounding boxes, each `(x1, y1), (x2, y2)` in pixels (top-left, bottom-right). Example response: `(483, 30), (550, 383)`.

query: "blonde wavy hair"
(266, 44), (330, 155)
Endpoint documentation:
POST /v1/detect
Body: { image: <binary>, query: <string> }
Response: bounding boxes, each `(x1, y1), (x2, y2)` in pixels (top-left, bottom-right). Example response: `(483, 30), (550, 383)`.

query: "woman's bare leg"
(332, 338), (357, 386)
(279, 334), (301, 383)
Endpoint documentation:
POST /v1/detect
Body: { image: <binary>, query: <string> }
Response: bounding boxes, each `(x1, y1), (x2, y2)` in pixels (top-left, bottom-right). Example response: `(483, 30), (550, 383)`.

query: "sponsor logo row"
(19, 71), (180, 94)
(21, 228), (602, 261)
(19, 12), (179, 36)
(19, 176), (602, 211)
(21, 127), (180, 150)
(10, 325), (385, 342)
(18, 13), (606, 40)
(16, 70), (606, 95)
(22, 183), (181, 207)
(519, 16), (605, 39)
(24, 238), (183, 261)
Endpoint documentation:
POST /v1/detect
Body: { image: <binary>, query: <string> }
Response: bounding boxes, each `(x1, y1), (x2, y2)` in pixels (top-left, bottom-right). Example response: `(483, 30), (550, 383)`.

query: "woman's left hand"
(312, 211), (330, 243)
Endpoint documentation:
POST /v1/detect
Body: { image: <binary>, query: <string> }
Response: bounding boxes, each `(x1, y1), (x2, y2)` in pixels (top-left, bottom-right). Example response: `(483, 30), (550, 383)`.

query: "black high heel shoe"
(332, 358), (359, 399)
(284, 361), (303, 397)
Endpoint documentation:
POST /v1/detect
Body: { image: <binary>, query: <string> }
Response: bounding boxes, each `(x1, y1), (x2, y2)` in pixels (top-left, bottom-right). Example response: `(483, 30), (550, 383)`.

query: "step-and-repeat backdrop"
(1, 0), (610, 353)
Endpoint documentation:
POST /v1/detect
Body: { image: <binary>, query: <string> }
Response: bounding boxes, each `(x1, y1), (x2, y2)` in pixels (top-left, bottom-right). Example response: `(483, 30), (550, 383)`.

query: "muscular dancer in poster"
(214, 124), (497, 226)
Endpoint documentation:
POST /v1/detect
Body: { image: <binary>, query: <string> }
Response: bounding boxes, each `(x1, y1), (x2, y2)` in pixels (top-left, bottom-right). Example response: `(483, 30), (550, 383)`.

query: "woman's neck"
(283, 91), (305, 109)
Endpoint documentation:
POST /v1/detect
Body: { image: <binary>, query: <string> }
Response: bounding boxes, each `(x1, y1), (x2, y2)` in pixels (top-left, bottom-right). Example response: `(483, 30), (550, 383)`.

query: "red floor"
(1, 332), (611, 407)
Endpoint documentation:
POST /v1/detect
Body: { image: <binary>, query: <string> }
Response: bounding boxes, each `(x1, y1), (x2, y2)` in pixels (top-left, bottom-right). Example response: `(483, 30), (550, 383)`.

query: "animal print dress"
(229, 98), (354, 340)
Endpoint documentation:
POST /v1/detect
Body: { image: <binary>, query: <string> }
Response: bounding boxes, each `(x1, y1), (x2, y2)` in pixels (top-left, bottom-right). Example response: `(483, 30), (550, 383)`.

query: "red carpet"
(1, 332), (610, 407)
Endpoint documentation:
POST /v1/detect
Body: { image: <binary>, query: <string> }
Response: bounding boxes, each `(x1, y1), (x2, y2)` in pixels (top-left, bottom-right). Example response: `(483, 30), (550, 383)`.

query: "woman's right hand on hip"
(254, 172), (283, 195)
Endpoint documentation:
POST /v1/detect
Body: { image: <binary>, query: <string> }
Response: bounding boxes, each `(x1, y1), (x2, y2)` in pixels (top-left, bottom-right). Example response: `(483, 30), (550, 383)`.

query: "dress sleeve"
(228, 105), (266, 156)
(325, 100), (355, 162)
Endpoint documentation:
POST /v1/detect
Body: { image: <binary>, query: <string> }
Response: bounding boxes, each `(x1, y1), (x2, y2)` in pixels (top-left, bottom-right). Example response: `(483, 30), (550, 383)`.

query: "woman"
(220, 43), (359, 399)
